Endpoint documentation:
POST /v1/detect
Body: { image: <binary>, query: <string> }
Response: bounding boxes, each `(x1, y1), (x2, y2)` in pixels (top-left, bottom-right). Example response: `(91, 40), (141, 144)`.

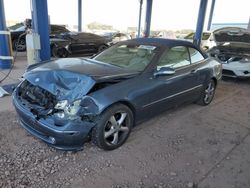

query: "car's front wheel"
(92, 104), (133, 150)
(197, 79), (216, 106)
(52, 47), (69, 58)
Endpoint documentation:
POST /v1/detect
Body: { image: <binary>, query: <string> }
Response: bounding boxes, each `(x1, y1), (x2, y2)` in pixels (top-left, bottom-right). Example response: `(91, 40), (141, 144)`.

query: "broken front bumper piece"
(13, 90), (96, 151)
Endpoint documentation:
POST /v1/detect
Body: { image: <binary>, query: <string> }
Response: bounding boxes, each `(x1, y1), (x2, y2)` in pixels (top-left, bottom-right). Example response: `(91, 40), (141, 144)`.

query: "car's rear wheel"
(13, 39), (26, 51)
(197, 79), (216, 106)
(92, 104), (133, 150)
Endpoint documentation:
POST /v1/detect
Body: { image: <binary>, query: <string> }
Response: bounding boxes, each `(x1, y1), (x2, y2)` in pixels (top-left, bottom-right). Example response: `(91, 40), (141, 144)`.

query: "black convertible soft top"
(126, 37), (207, 58)
(130, 37), (196, 47)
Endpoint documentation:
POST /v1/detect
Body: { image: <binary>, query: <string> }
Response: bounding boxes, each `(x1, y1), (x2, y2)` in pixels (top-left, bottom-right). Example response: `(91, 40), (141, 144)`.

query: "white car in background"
(208, 27), (250, 78)
(184, 31), (216, 50)
(221, 57), (250, 78)
(153, 31), (177, 39)
(111, 32), (131, 44)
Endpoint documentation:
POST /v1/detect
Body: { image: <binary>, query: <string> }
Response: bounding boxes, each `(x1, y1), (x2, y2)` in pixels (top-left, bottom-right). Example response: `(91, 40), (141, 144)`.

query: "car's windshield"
(94, 43), (157, 72)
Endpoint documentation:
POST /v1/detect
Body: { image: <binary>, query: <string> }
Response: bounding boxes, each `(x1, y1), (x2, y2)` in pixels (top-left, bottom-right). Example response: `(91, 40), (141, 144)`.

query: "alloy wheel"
(204, 81), (215, 104)
(15, 39), (26, 51)
(104, 112), (129, 146)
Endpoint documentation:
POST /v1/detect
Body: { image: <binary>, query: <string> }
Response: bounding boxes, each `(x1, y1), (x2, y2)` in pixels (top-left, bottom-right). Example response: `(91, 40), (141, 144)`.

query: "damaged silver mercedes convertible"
(13, 38), (222, 151)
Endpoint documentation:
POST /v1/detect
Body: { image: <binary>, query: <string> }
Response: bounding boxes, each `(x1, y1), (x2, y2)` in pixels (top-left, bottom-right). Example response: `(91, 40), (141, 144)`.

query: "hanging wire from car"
(0, 32), (25, 84)
(0, 20), (31, 84)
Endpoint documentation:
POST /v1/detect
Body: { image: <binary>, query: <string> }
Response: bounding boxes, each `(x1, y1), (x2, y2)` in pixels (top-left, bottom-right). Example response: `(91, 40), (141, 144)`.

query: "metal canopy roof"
(0, 0), (215, 68)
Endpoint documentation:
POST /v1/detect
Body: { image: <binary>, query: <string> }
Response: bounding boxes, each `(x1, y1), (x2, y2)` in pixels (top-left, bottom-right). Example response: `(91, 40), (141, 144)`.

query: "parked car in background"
(10, 24), (69, 51)
(152, 31), (176, 39)
(184, 31), (216, 50)
(49, 25), (70, 38)
(13, 38), (222, 151)
(100, 32), (131, 45)
(109, 32), (131, 45)
(208, 27), (250, 78)
(50, 32), (109, 57)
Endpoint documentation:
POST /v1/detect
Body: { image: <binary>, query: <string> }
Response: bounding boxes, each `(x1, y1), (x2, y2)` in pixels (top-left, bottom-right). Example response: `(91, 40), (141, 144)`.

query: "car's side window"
(189, 48), (205, 64)
(157, 46), (190, 70)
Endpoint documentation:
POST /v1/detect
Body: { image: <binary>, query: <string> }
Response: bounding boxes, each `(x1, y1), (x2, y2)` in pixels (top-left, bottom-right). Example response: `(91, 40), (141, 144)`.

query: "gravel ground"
(0, 79), (250, 188)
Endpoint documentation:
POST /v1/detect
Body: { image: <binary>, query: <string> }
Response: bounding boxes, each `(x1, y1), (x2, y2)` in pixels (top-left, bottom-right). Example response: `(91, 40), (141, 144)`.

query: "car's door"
(69, 33), (83, 53)
(188, 46), (207, 82)
(86, 33), (104, 53)
(136, 46), (204, 120)
(71, 33), (88, 54)
(70, 33), (94, 54)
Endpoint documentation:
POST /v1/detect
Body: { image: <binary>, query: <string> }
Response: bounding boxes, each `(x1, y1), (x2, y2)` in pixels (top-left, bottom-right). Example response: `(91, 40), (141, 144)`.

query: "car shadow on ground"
(222, 76), (250, 84)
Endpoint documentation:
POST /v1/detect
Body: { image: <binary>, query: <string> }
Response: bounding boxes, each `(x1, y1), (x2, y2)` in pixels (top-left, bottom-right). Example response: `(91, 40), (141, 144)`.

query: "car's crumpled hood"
(23, 58), (138, 102)
(23, 70), (96, 102)
(29, 58), (136, 78)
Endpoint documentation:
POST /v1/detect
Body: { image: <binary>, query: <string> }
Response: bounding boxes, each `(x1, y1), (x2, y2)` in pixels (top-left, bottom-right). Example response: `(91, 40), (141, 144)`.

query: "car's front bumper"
(222, 63), (250, 78)
(222, 68), (250, 78)
(13, 91), (96, 151)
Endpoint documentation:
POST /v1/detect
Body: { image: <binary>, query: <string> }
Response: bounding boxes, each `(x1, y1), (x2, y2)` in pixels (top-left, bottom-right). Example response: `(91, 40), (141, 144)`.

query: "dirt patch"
(0, 81), (250, 188)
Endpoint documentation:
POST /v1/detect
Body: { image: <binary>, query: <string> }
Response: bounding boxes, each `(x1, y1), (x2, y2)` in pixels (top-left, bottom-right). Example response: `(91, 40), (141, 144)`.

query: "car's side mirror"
(154, 67), (175, 77)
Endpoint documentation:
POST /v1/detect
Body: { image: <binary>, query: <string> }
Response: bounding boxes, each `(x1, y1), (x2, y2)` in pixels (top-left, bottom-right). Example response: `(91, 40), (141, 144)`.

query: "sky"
(3, 0), (250, 30)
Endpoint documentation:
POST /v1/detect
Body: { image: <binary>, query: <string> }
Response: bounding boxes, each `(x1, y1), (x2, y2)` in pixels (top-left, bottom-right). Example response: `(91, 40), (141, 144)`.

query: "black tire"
(197, 79), (216, 106)
(51, 45), (58, 57)
(98, 45), (107, 53)
(13, 38), (26, 51)
(12, 39), (18, 50)
(54, 47), (69, 58)
(92, 104), (133, 150)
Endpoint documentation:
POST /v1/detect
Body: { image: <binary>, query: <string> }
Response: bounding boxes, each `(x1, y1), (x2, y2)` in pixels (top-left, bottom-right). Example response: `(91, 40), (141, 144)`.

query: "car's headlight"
(54, 100), (68, 110)
(54, 99), (81, 119)
(65, 100), (81, 116)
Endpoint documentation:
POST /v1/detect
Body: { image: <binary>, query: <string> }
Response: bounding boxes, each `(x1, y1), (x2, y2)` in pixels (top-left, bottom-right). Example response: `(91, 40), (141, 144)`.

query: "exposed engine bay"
(208, 44), (250, 62)
(17, 75), (131, 120)
(17, 80), (57, 119)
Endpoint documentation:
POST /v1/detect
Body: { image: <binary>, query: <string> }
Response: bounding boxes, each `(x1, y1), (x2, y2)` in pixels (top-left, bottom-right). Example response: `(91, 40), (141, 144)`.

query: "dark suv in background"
(50, 32), (109, 57)
(10, 23), (69, 51)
